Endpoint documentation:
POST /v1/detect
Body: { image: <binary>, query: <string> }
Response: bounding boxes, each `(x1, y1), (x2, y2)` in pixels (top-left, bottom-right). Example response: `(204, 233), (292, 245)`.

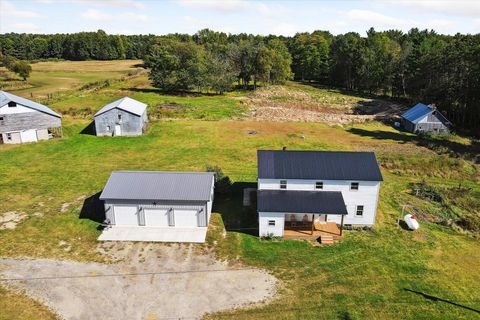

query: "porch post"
(311, 214), (315, 235)
(340, 215), (344, 236)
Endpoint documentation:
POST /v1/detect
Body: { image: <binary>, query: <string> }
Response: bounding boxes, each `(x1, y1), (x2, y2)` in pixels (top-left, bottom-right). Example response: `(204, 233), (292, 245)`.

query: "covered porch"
(257, 189), (348, 244)
(284, 213), (345, 243)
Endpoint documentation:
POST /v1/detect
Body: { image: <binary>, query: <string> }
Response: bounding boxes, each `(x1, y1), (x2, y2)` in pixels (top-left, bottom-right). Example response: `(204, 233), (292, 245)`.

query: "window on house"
(356, 205), (364, 216)
(0, 116), (4, 124)
(118, 114), (122, 121)
(315, 181), (323, 190)
(8, 102), (17, 107)
(268, 220), (276, 226)
(350, 182), (359, 190)
(6, 133), (12, 141)
(106, 125), (111, 131)
(280, 180), (287, 189)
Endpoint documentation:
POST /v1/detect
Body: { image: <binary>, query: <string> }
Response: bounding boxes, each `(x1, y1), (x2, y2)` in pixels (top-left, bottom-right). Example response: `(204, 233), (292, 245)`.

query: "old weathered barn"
(401, 103), (451, 134)
(94, 97), (148, 136)
(0, 91), (62, 144)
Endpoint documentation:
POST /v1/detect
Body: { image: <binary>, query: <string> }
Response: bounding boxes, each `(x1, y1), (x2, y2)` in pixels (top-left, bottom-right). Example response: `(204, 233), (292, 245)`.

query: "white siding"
(258, 178), (380, 226)
(0, 103), (36, 114)
(259, 212), (285, 237)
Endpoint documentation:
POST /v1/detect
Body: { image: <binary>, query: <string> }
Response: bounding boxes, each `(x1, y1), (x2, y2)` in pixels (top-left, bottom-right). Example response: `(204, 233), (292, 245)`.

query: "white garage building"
(98, 171), (215, 243)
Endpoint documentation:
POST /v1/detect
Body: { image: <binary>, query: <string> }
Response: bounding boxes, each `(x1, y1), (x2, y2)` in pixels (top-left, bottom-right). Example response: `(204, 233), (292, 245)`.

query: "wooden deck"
(283, 222), (342, 242)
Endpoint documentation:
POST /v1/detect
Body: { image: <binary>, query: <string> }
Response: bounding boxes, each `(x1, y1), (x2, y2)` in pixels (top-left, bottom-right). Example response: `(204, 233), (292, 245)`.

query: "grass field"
(0, 61), (479, 320)
(0, 60), (143, 99)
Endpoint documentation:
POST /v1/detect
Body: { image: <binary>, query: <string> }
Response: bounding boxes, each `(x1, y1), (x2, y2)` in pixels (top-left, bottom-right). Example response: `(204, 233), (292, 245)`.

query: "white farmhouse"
(98, 171), (215, 243)
(257, 150), (383, 241)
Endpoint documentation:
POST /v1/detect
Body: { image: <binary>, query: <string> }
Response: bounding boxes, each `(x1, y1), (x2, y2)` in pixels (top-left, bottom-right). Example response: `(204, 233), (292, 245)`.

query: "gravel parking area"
(0, 243), (277, 320)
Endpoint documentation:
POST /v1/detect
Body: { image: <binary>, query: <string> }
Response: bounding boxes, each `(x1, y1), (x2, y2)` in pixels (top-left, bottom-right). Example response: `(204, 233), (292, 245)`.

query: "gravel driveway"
(0, 243), (277, 320)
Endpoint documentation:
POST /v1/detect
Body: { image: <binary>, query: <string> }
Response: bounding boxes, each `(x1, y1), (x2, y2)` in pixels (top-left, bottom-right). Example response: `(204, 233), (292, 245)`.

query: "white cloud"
(342, 9), (411, 28)
(82, 9), (151, 21)
(396, 1), (480, 18)
(269, 22), (298, 36)
(176, 0), (286, 17)
(12, 22), (42, 33)
(177, 0), (248, 13)
(1, 1), (43, 18)
(183, 15), (209, 27)
(74, 0), (145, 10)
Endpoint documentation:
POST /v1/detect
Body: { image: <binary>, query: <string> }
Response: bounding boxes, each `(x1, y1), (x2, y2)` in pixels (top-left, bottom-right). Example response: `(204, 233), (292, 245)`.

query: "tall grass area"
(0, 118), (478, 319)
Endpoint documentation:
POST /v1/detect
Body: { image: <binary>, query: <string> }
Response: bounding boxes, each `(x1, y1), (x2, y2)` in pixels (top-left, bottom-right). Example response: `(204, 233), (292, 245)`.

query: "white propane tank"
(404, 214), (420, 230)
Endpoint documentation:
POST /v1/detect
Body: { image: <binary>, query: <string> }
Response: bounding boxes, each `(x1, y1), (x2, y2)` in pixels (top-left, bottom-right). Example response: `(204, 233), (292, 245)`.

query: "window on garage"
(268, 220), (276, 226)
(315, 181), (323, 190)
(6, 133), (12, 141)
(280, 180), (287, 189)
(350, 182), (359, 191)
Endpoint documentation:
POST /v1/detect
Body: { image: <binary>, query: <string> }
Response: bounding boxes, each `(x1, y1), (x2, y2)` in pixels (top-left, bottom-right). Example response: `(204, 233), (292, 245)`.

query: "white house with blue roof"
(0, 91), (62, 144)
(401, 103), (451, 134)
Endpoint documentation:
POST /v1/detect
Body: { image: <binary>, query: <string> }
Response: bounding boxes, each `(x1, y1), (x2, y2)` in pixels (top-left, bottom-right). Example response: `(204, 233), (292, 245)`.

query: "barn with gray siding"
(94, 97), (148, 137)
(401, 103), (451, 134)
(0, 91), (62, 144)
(98, 171), (215, 242)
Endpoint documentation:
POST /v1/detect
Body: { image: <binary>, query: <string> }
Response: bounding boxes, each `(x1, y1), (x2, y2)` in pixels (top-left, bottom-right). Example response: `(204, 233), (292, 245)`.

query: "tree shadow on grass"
(347, 127), (480, 163)
(213, 182), (258, 236)
(79, 192), (105, 230)
(80, 121), (96, 135)
(404, 288), (480, 314)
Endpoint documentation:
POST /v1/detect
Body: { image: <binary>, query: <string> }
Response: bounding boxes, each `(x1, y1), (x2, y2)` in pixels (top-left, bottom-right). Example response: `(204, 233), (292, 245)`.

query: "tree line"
(0, 28), (479, 134)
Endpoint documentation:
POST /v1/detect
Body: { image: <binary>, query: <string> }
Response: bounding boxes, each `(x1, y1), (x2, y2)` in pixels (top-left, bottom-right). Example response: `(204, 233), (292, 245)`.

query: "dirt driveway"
(0, 243), (277, 320)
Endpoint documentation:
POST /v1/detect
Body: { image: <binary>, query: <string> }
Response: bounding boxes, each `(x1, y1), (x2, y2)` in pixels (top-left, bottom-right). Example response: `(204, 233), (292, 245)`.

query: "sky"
(1, 0), (479, 36)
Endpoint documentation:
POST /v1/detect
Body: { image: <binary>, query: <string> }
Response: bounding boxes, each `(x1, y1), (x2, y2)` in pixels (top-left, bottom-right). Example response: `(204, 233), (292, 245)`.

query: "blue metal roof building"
(401, 103), (451, 134)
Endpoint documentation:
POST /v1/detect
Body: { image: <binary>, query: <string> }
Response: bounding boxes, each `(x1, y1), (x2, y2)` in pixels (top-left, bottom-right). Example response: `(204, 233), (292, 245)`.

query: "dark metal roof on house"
(401, 103), (433, 124)
(0, 91), (61, 118)
(99, 171), (214, 201)
(257, 190), (348, 215)
(257, 150), (383, 181)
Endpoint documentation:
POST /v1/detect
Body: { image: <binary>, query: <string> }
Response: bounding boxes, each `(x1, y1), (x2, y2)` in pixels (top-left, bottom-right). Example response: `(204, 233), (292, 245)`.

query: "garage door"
(144, 209), (169, 227)
(174, 210), (198, 227)
(20, 129), (38, 143)
(114, 205), (138, 226)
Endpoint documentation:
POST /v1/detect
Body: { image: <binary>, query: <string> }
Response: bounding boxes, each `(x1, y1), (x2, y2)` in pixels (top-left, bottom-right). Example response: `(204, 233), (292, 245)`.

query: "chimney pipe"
(282, 146), (287, 151)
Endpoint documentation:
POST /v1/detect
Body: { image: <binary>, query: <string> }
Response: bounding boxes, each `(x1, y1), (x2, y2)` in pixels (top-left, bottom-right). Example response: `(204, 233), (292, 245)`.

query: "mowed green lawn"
(0, 116), (479, 319)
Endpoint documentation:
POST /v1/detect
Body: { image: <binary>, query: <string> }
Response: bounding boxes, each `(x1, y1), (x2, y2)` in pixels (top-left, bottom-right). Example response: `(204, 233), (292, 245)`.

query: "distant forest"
(0, 29), (479, 134)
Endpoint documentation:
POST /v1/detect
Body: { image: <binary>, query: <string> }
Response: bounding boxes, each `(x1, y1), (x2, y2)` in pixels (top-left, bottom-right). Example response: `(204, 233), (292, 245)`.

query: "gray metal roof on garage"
(257, 190), (348, 215)
(100, 171), (214, 201)
(258, 150), (383, 181)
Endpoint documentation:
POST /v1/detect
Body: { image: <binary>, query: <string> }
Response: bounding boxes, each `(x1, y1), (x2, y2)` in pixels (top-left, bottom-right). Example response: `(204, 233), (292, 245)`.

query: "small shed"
(98, 171), (215, 242)
(94, 97), (147, 136)
(0, 91), (62, 144)
(401, 103), (451, 134)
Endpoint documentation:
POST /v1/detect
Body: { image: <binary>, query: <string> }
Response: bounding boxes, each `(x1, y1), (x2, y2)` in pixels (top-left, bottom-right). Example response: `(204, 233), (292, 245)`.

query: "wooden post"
(340, 215), (344, 236)
(311, 214), (315, 235)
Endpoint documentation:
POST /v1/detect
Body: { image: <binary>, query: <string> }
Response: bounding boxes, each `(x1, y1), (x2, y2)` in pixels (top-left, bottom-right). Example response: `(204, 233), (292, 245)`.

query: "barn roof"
(94, 97), (147, 117)
(99, 171), (214, 202)
(0, 91), (61, 118)
(257, 150), (383, 181)
(401, 103), (433, 124)
(258, 190), (348, 215)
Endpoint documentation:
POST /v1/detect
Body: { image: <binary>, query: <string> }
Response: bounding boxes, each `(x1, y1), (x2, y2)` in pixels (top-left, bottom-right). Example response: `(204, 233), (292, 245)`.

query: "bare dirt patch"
(246, 85), (404, 124)
(0, 211), (27, 230)
(0, 243), (277, 320)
